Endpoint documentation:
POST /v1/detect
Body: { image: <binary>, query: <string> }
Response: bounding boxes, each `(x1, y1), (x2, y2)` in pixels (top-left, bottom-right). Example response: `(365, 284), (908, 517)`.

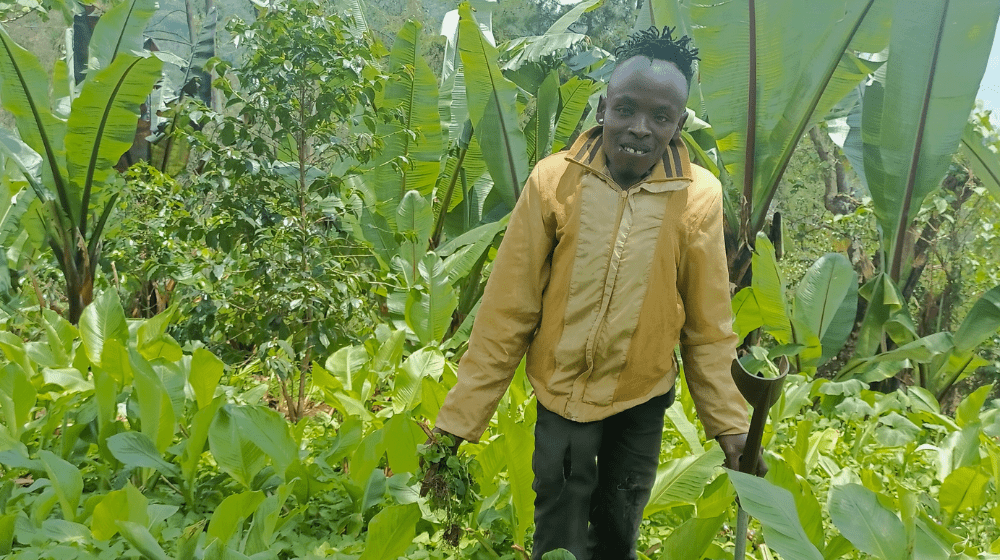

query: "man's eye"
(656, 115), (670, 123)
(617, 107), (632, 116)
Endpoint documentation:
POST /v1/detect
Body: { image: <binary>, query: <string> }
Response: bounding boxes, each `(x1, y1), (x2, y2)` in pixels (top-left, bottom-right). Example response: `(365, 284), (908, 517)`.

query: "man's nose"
(629, 115), (651, 137)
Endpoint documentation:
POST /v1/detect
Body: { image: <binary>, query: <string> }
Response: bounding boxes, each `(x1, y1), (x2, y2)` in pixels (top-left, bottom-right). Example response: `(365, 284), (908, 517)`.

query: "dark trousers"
(530, 389), (675, 560)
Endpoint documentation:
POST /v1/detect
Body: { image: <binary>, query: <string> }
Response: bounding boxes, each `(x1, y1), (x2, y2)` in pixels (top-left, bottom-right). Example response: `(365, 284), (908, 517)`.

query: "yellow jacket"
(435, 127), (749, 442)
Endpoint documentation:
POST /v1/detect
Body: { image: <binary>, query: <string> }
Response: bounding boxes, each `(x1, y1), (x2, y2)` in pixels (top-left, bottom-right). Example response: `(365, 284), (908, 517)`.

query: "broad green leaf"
(850, 273), (905, 361)
(526, 70), (559, 168)
(0, 363), (35, 438)
(728, 470), (824, 560)
(731, 287), (763, 340)
(658, 514), (726, 560)
(383, 414), (423, 475)
(107, 431), (180, 477)
(396, 190), (433, 250)
(117, 521), (171, 560)
(180, 397), (224, 494)
(392, 348), (443, 413)
(38, 450), (83, 523)
(499, 405), (535, 547)
(405, 254), (459, 345)
(323, 345), (367, 393)
(751, 233), (791, 342)
(766, 458), (824, 551)
(644, 446), (724, 516)
(689, 0), (890, 238)
(358, 503), (420, 560)
(131, 351), (176, 453)
(939, 466), (990, 517)
(829, 483), (905, 560)
(545, 0), (602, 34)
(79, 290), (128, 367)
(0, 512), (14, 555)
(137, 306), (182, 362)
(953, 285), (1000, 353)
(207, 490), (265, 544)
(458, 3), (529, 211)
(793, 253), (858, 364)
(227, 405), (298, 478)
(664, 403), (704, 456)
(863, 0), (1000, 280)
(553, 77), (601, 152)
(873, 412), (921, 448)
(350, 429), (386, 485)
(209, 406), (266, 488)
(0, 25), (68, 208)
(960, 120), (1000, 200)
(90, 483), (148, 540)
(88, 0), (156, 70)
(957, 383), (994, 427)
(0, 130), (42, 195)
(65, 53), (162, 232)
(370, 20), (442, 216)
(190, 348), (225, 410)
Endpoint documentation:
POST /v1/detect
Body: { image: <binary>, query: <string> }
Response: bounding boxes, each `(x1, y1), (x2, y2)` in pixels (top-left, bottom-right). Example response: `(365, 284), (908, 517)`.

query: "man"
(427, 27), (762, 560)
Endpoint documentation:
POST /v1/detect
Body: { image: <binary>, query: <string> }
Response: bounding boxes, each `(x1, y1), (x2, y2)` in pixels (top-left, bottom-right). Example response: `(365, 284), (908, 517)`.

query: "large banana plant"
(639, 0), (894, 286)
(350, 7), (601, 349)
(0, 0), (162, 324)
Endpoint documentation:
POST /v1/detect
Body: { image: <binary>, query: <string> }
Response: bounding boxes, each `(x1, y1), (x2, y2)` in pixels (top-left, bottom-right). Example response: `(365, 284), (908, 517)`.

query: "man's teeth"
(622, 146), (647, 154)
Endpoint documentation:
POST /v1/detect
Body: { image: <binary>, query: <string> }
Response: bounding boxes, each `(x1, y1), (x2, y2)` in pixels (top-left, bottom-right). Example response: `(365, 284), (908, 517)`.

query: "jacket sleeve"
(434, 166), (556, 443)
(676, 185), (749, 440)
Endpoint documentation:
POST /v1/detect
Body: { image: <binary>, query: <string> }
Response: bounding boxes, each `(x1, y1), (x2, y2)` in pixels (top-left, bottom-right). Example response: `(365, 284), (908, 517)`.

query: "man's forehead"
(610, 56), (683, 82)
(608, 93), (676, 111)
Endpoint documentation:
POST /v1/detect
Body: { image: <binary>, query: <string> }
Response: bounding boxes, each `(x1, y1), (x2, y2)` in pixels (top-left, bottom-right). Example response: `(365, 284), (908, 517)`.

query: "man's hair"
(614, 26), (699, 84)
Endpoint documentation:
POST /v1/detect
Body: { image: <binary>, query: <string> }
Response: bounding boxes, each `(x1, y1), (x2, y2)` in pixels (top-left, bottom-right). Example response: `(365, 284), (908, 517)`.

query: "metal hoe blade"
(731, 356), (788, 560)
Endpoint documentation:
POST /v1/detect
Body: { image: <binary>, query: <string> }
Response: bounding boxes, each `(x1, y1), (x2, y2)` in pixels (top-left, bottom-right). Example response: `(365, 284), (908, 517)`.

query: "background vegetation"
(1, 0), (1000, 559)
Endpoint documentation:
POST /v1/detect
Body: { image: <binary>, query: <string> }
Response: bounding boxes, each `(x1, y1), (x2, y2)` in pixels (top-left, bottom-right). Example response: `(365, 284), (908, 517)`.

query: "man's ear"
(673, 108), (689, 142)
(596, 95), (607, 124)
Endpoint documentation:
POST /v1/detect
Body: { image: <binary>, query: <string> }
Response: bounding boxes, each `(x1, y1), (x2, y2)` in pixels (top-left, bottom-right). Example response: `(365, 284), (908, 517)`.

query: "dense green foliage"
(2, 0), (1000, 559)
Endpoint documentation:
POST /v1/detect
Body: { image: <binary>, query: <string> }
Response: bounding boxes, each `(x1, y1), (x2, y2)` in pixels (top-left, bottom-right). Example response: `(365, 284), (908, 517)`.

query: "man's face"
(597, 57), (689, 189)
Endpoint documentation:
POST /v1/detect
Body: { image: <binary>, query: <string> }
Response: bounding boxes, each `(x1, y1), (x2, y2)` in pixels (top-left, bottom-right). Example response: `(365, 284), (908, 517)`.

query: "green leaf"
(688, 0), (890, 240)
(751, 233), (791, 343)
(91, 483), (148, 540)
(863, 0), (1000, 280)
(358, 503), (420, 560)
(526, 70), (559, 167)
(829, 483), (905, 560)
(136, 306), (182, 362)
(545, 0), (602, 34)
(874, 412), (921, 448)
(79, 290), (128, 368)
(383, 414), (423, 475)
(731, 287), (763, 341)
(65, 53), (162, 236)
(207, 490), (265, 544)
(180, 397), (223, 496)
(727, 470), (824, 560)
(0, 363), (35, 438)
(131, 351), (176, 453)
(939, 466), (990, 517)
(960, 120), (1000, 201)
(226, 405), (298, 478)
(956, 383), (994, 427)
(396, 190), (433, 249)
(765, 458), (825, 551)
(405, 254), (459, 345)
(793, 253), (859, 364)
(370, 20), (442, 215)
(190, 348), (225, 410)
(644, 446), (724, 516)
(953, 285), (1000, 353)
(38, 450), (83, 523)
(392, 347), (443, 413)
(107, 431), (180, 477)
(117, 521), (171, 560)
(209, 405), (266, 488)
(88, 0), (156, 70)
(553, 77), (600, 153)
(458, 3), (529, 210)
(658, 514), (726, 560)
(323, 345), (368, 393)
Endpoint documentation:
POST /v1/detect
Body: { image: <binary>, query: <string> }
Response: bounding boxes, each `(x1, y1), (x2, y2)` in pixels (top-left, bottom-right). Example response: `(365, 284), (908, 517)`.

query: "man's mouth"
(621, 145), (649, 155)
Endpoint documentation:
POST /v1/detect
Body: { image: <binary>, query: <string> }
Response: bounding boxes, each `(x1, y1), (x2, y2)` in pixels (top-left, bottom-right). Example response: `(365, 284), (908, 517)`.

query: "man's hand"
(419, 427), (464, 497)
(717, 433), (767, 477)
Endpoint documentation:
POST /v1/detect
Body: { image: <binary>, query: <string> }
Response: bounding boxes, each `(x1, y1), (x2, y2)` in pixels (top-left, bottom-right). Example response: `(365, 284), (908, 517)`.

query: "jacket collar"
(565, 126), (693, 192)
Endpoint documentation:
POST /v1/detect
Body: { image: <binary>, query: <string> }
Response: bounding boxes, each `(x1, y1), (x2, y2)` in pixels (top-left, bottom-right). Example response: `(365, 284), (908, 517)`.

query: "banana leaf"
(525, 70), (559, 168)
(552, 76), (601, 152)
(793, 253), (859, 364)
(457, 3), (528, 211)
(64, 53), (162, 241)
(960, 119), (1000, 201)
(863, 0), (1000, 282)
(371, 20), (442, 219)
(668, 0), (892, 282)
(88, 0), (157, 71)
